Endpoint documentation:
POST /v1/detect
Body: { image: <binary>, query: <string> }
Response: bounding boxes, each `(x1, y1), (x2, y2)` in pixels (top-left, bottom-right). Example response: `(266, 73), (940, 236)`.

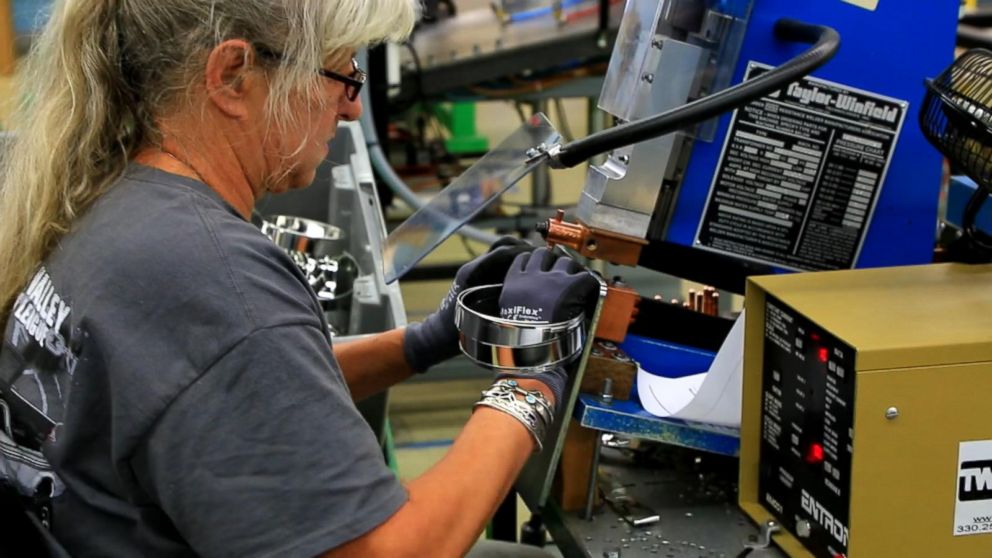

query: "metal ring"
(456, 284), (586, 372)
(261, 215), (346, 257)
(460, 333), (585, 373)
(455, 284), (584, 347)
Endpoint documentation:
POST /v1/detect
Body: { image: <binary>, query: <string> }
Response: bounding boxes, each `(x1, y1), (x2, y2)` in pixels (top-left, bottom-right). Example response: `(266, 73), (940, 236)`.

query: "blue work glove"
(404, 236), (535, 373)
(496, 248), (601, 406)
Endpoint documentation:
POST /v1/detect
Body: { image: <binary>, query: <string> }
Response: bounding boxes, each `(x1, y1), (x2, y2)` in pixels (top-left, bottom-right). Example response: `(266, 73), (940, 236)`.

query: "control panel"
(758, 296), (855, 558)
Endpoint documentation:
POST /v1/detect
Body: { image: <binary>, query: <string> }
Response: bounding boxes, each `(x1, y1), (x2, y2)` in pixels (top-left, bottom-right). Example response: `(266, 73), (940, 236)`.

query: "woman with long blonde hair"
(0, 1), (599, 556)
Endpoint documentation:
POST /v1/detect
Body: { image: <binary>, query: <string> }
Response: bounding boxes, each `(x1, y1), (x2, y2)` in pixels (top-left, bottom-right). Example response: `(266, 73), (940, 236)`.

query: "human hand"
(403, 237), (534, 373)
(497, 247), (600, 323)
(495, 248), (600, 405)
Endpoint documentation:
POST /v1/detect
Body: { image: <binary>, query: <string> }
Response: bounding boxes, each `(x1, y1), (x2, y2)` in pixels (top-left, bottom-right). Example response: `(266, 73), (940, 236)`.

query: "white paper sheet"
(636, 310), (745, 427)
(636, 369), (706, 417)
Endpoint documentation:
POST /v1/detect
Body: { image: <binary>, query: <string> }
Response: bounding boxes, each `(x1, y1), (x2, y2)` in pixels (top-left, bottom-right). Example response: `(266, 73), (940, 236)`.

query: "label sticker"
(694, 63), (907, 271)
(954, 440), (992, 536)
(842, 0), (879, 10)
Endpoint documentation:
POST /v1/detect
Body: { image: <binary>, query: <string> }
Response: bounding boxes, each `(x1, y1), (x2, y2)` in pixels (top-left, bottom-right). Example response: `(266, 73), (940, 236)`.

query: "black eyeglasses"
(318, 58), (366, 102)
(255, 46), (366, 102)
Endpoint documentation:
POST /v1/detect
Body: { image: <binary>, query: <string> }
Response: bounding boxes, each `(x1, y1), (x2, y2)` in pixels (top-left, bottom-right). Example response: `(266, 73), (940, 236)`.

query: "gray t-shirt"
(0, 164), (407, 557)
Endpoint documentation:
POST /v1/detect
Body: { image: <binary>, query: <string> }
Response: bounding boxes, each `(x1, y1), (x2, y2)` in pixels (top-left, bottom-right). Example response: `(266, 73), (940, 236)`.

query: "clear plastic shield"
(383, 113), (560, 283)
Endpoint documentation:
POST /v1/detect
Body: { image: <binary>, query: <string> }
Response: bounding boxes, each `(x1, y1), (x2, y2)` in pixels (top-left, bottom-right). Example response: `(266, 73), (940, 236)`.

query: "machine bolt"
(651, 38), (664, 49)
(642, 73), (655, 84)
(619, 155), (630, 164)
(601, 378), (614, 405)
(796, 519), (812, 538)
(885, 407), (900, 420)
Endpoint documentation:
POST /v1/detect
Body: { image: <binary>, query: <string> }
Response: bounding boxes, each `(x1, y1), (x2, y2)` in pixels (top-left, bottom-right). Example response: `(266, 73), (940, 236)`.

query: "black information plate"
(695, 63), (907, 271)
(759, 296), (856, 558)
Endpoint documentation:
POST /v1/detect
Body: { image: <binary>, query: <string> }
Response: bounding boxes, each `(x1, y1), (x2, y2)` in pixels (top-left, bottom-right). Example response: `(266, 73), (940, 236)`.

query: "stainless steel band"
(455, 284), (587, 373)
(456, 284), (583, 346)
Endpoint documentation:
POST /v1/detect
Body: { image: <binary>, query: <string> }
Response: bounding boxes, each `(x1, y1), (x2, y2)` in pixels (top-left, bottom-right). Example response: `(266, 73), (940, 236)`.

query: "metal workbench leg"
(490, 489), (518, 542)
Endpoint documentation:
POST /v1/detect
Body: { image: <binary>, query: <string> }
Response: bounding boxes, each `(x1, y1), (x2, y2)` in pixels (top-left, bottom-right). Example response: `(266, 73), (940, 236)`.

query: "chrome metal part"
(602, 433), (631, 448)
(455, 284), (586, 372)
(577, 35), (704, 239)
(459, 329), (585, 372)
(577, 0), (754, 239)
(743, 520), (782, 549)
(262, 215), (346, 257)
(600, 377), (615, 405)
(261, 215), (359, 313)
(455, 284), (584, 345)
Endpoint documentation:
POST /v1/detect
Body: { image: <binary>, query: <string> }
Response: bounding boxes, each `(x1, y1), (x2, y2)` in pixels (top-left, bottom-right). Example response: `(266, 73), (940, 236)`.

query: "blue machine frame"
(666, 0), (959, 270)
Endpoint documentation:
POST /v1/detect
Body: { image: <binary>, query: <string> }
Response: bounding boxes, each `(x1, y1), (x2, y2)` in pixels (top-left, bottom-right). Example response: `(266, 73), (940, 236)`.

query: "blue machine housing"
(665, 0), (959, 270)
(947, 176), (992, 232)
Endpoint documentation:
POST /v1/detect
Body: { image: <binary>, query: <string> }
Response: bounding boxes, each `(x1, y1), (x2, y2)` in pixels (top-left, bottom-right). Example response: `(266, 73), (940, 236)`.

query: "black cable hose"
(550, 18), (841, 169)
(957, 25), (992, 51)
(960, 7), (992, 28)
(962, 186), (992, 251)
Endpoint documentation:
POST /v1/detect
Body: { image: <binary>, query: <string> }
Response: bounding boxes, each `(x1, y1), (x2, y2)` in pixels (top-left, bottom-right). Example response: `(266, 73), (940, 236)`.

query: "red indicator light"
(806, 443), (825, 464)
(811, 333), (821, 342)
(818, 347), (829, 363)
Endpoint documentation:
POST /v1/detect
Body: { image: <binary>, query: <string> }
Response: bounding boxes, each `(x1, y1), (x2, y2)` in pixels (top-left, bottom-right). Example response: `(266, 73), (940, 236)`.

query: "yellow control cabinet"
(739, 263), (992, 558)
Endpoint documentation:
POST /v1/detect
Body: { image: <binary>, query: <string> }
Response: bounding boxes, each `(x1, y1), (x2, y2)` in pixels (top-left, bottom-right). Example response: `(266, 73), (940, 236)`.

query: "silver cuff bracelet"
(482, 379), (554, 426)
(475, 380), (554, 452)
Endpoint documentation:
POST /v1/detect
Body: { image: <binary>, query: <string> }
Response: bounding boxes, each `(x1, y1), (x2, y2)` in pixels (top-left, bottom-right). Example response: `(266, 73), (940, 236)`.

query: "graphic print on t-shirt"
(2, 266), (79, 445)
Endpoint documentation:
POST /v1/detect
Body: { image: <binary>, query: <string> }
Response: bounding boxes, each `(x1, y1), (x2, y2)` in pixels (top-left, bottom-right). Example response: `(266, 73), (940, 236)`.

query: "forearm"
(325, 380), (553, 558)
(327, 408), (533, 558)
(334, 328), (414, 401)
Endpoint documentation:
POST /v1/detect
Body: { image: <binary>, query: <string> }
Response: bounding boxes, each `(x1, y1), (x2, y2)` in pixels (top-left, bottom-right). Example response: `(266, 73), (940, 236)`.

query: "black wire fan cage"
(921, 48), (992, 257)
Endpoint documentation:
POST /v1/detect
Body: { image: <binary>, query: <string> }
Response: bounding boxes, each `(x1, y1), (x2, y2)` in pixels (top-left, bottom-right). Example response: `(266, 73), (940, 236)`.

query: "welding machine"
(739, 263), (992, 557)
